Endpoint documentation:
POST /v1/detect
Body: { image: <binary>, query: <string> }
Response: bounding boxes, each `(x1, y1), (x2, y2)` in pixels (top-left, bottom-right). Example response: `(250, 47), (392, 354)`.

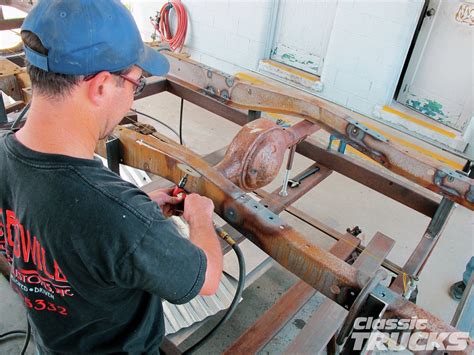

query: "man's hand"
(148, 187), (184, 217)
(183, 193), (214, 226)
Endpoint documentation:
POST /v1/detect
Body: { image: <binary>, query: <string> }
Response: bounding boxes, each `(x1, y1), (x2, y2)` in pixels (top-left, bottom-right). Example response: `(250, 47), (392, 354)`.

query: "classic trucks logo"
(350, 317), (469, 351)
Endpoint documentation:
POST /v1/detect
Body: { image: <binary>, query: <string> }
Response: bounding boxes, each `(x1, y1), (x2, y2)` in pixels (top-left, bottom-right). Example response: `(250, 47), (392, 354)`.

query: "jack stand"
(279, 145), (297, 197)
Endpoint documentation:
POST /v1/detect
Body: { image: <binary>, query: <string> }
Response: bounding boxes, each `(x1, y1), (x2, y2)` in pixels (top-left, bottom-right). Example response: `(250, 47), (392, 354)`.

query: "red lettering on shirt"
(1, 207), (74, 321)
(6, 209), (18, 248)
(1, 209), (69, 284)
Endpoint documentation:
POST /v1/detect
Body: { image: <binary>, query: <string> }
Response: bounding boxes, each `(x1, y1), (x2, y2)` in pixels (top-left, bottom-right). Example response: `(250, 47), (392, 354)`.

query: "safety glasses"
(84, 72), (146, 97)
(118, 74), (146, 97)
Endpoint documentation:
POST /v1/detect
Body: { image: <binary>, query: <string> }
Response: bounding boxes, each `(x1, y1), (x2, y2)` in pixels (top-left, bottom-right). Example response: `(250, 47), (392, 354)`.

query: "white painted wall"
(319, 0), (425, 117)
(128, 0), (424, 118)
(127, 0), (274, 74)
(185, 0), (274, 74)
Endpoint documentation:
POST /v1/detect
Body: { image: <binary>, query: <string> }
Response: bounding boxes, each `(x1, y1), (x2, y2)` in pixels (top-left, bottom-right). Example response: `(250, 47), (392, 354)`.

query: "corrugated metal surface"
(165, 215), (237, 335)
(99, 158), (238, 335)
(163, 275), (236, 335)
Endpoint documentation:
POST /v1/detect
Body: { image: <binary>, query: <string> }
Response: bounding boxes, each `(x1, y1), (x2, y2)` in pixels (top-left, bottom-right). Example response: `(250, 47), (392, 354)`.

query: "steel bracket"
(346, 118), (388, 143)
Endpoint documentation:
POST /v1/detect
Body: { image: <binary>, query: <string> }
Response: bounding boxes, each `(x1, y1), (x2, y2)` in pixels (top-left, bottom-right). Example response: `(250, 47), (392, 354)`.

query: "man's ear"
(86, 71), (114, 105)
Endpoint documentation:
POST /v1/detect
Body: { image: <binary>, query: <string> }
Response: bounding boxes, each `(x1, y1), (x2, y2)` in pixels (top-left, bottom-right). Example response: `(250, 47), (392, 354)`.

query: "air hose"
(184, 225), (246, 354)
(155, 0), (188, 52)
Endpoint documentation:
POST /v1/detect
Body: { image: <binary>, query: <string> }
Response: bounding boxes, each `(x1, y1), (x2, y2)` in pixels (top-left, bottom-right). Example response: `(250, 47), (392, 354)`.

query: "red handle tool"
(171, 175), (188, 215)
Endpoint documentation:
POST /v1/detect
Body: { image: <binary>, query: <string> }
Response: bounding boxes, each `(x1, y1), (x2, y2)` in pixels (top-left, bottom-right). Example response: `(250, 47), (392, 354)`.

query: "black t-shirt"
(0, 132), (207, 354)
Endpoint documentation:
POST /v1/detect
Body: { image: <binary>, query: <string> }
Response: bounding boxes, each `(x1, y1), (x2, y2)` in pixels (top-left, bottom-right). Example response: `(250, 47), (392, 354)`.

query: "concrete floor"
(1, 89), (472, 354)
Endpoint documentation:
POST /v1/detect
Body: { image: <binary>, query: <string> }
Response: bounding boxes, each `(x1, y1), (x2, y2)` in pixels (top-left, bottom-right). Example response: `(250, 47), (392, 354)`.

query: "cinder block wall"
(129, 0), (274, 74)
(129, 0), (424, 117)
(184, 0), (274, 74)
(319, 0), (424, 116)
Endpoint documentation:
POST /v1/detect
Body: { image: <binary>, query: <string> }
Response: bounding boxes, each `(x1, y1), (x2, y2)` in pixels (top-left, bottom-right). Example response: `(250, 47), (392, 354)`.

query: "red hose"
(156, 0), (188, 52)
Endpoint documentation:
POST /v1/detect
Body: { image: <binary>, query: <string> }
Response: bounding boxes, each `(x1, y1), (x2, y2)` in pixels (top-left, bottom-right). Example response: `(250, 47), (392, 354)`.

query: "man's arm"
(183, 194), (223, 295)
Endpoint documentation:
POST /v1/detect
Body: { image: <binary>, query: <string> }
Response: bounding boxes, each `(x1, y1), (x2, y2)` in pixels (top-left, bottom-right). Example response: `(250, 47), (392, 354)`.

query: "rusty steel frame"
(139, 76), (441, 218)
(161, 52), (473, 211)
(122, 67), (474, 350)
(135, 76), (462, 285)
(95, 126), (472, 352)
(1, 3), (470, 351)
(1, 38), (470, 348)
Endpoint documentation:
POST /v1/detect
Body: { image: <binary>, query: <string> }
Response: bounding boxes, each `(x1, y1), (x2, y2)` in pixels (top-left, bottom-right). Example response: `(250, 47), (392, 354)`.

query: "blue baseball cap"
(21, 0), (169, 76)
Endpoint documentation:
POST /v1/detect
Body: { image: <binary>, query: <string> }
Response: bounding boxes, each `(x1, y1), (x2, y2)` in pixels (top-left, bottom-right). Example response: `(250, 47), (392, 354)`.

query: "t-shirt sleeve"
(114, 217), (207, 304)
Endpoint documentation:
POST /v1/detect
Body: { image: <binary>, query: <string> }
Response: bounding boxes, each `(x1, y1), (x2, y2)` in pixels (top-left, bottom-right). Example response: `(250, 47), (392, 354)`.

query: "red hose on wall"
(156, 0), (188, 52)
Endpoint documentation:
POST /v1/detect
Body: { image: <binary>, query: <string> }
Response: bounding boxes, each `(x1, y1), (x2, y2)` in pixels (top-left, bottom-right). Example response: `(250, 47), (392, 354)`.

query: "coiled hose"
(156, 0), (188, 52)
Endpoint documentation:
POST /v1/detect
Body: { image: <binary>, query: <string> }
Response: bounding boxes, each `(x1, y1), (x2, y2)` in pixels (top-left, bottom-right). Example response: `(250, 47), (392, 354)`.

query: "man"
(0, 0), (223, 353)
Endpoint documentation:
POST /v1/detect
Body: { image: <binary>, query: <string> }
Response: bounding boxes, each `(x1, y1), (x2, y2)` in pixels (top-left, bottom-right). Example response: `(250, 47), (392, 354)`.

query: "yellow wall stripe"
(383, 105), (456, 138)
(235, 72), (266, 85)
(260, 60), (319, 82)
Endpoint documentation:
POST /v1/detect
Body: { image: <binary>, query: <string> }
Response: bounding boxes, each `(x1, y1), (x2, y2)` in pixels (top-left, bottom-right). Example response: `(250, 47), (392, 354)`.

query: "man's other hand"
(148, 187), (183, 217)
(183, 193), (214, 225)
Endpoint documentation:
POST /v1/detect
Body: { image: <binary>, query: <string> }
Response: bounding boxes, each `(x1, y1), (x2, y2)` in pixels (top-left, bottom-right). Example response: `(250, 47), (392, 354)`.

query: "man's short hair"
(21, 31), (82, 98)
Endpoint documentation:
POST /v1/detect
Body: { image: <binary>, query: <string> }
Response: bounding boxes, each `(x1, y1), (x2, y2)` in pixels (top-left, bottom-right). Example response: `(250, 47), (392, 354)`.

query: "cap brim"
(137, 45), (170, 77)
